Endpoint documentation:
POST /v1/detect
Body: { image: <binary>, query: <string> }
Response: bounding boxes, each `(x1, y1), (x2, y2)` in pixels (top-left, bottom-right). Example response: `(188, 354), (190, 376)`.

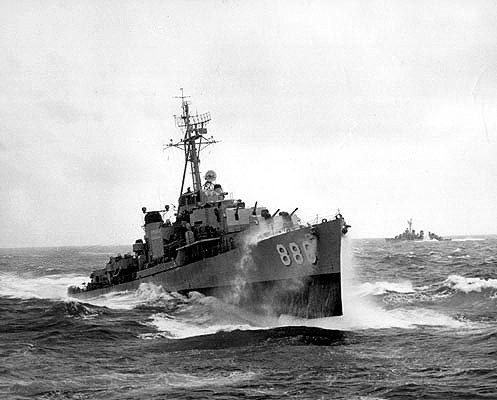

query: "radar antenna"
(165, 89), (218, 196)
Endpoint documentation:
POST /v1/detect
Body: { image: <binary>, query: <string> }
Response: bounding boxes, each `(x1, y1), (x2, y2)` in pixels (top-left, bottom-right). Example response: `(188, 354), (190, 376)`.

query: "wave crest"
(0, 272), (87, 300)
(444, 275), (497, 293)
(356, 281), (415, 296)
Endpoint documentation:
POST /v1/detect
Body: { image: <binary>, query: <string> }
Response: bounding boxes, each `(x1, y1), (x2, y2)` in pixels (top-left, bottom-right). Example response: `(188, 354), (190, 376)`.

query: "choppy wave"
(78, 282), (183, 310)
(356, 280), (415, 296)
(444, 274), (497, 293)
(54, 300), (99, 319)
(7, 369), (259, 398)
(269, 306), (468, 331)
(138, 283), (471, 337)
(1, 269), (490, 340)
(451, 237), (487, 242)
(142, 314), (255, 339)
(77, 251), (117, 256)
(355, 275), (497, 299)
(2, 239), (497, 399)
(0, 271), (87, 300)
(155, 370), (258, 388)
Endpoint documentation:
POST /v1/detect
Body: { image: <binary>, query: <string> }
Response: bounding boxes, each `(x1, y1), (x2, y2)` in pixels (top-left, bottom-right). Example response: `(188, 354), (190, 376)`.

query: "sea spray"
(226, 227), (260, 306)
(142, 315), (254, 339)
(444, 274), (497, 293)
(222, 222), (309, 315)
(356, 281), (415, 296)
(143, 291), (262, 339)
(302, 236), (467, 330)
(333, 234), (399, 328)
(84, 282), (181, 310)
(0, 272), (87, 300)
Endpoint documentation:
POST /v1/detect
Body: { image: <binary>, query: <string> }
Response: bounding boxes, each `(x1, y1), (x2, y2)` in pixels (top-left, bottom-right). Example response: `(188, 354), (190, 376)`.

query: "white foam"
(73, 370), (257, 394)
(140, 298), (469, 339)
(0, 272), (87, 300)
(269, 294), (467, 330)
(451, 237), (486, 242)
(139, 289), (468, 338)
(445, 274), (497, 293)
(143, 312), (255, 339)
(0, 271), (174, 310)
(141, 290), (269, 339)
(79, 282), (179, 310)
(356, 281), (415, 296)
(157, 371), (257, 388)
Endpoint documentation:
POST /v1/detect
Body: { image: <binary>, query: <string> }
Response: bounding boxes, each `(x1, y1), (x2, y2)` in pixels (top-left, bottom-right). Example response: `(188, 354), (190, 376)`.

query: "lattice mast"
(166, 89), (217, 196)
(407, 218), (413, 234)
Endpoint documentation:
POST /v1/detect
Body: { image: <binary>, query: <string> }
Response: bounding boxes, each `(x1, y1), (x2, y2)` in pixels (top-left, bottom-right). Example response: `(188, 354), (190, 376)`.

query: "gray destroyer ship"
(68, 92), (350, 318)
(386, 219), (450, 242)
(386, 219), (424, 242)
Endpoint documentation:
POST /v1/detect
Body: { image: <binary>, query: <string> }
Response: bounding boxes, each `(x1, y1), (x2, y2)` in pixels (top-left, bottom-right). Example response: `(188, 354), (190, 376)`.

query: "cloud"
(42, 101), (104, 124)
(1, 0), (497, 246)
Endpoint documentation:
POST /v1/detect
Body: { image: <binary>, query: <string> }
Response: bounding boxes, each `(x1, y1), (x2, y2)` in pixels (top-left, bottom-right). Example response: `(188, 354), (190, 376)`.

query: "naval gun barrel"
(290, 207), (298, 216)
(252, 201), (258, 216)
(235, 201), (240, 220)
(271, 209), (280, 218)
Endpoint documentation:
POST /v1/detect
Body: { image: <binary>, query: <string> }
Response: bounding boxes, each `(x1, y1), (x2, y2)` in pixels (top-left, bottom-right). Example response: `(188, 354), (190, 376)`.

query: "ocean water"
(1, 237), (496, 399)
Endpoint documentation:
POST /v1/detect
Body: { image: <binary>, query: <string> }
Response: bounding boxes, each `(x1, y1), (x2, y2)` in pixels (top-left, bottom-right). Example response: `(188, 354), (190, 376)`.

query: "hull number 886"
(276, 241), (317, 266)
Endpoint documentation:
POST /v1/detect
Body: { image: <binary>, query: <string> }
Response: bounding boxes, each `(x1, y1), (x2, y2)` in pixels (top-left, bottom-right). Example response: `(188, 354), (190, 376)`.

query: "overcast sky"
(1, 0), (497, 247)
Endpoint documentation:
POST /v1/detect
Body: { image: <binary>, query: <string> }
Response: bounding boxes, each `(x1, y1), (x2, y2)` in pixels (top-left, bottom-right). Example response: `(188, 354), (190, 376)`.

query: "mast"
(166, 89), (217, 196)
(407, 218), (413, 234)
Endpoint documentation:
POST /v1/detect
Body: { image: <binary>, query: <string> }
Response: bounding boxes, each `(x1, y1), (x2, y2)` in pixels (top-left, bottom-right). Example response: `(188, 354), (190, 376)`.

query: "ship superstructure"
(386, 219), (450, 242)
(69, 91), (350, 318)
(387, 219), (424, 241)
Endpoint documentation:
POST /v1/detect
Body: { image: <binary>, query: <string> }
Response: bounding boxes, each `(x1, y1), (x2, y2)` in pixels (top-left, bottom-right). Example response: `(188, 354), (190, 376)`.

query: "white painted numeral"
(277, 241), (317, 266)
(288, 242), (304, 264)
(302, 240), (317, 264)
(276, 244), (291, 266)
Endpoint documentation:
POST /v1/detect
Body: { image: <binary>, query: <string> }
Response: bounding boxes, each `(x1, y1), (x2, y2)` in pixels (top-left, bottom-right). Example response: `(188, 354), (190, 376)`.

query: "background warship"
(386, 219), (450, 242)
(68, 92), (350, 318)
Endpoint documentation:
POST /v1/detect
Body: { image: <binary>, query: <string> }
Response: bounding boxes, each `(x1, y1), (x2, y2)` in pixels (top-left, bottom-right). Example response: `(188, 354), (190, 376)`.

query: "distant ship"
(68, 91), (350, 318)
(386, 219), (450, 242)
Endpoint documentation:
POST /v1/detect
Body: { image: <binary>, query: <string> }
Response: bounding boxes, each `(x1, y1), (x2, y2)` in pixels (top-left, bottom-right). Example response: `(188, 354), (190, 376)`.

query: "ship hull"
(70, 218), (343, 318)
(385, 238), (423, 242)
